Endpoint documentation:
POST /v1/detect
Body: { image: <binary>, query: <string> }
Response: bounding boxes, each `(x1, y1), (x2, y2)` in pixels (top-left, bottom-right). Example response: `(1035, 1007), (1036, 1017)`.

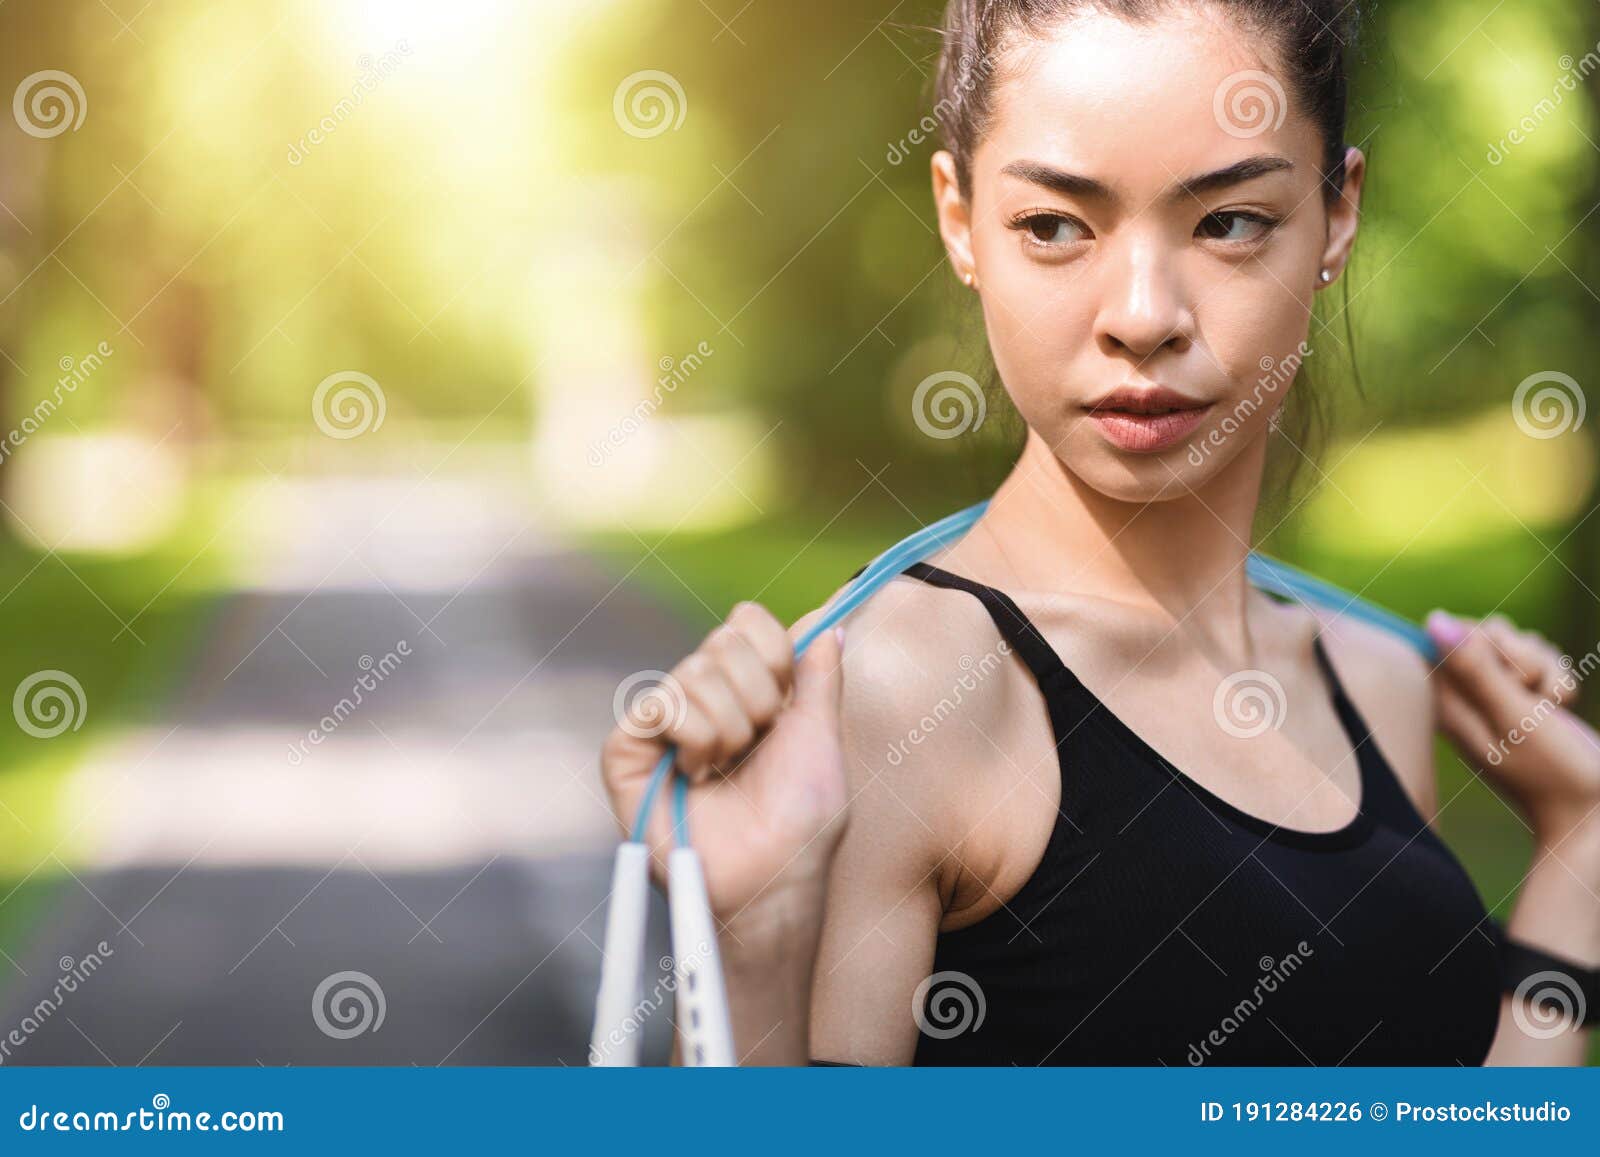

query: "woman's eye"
(1197, 211), (1277, 243)
(1019, 213), (1088, 246)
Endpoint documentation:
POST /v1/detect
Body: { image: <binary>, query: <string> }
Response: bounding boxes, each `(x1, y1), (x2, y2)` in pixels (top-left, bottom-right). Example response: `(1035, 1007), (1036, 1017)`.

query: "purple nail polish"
(1426, 610), (1467, 649)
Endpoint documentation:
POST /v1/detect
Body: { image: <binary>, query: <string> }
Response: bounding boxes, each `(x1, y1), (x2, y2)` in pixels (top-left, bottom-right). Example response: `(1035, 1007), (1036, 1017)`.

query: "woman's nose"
(1093, 236), (1196, 360)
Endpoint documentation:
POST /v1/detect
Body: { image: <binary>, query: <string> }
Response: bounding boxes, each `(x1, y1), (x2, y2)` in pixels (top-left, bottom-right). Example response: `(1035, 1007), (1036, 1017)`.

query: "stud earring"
(1319, 269), (1333, 284)
(963, 271), (976, 288)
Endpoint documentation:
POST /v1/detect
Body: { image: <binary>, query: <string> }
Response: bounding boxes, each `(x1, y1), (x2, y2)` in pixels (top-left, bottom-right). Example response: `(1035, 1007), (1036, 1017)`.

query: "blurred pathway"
(0, 475), (690, 1065)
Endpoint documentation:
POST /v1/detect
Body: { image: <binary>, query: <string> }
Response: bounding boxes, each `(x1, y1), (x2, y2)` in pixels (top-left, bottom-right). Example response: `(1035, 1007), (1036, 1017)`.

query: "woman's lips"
(1085, 404), (1214, 453)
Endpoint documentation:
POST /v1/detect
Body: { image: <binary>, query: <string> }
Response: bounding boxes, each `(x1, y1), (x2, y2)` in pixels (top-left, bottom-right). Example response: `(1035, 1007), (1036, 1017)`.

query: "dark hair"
(934, 0), (1359, 204)
(933, 0), (1364, 510)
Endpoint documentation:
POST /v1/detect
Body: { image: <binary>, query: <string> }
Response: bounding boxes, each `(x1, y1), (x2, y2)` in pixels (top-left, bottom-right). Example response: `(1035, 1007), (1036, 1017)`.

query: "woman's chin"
(1053, 443), (1222, 505)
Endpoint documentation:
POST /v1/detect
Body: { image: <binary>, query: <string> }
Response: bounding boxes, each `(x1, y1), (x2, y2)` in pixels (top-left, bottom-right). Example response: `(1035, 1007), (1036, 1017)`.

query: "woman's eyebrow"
(998, 154), (1295, 202)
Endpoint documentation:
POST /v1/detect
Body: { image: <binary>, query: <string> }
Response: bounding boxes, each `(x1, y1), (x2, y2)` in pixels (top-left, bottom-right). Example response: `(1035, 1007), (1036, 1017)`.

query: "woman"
(602, 0), (1600, 1065)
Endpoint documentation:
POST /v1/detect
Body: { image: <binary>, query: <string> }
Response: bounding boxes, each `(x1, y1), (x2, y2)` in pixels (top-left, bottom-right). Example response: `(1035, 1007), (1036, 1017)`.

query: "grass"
(587, 508), (918, 631)
(0, 511), (225, 985)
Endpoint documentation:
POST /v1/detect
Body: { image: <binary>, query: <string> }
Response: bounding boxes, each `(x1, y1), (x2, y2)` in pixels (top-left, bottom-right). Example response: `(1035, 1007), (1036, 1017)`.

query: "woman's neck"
(970, 426), (1274, 661)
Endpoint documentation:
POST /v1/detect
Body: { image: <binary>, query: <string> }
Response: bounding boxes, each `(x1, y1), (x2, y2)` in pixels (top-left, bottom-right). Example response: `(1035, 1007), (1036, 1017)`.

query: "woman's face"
(933, 6), (1363, 502)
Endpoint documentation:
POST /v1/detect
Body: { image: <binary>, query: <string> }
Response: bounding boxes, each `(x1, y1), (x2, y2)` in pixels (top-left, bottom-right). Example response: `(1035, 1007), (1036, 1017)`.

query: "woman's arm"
(599, 581), (981, 1066)
(702, 578), (1005, 1065)
(1484, 816), (1600, 1064)
(599, 601), (851, 1066)
(1424, 612), (1600, 1064)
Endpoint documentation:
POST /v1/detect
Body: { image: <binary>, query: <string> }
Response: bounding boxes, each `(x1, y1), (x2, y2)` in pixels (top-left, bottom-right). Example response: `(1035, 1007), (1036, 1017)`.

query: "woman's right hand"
(600, 602), (850, 926)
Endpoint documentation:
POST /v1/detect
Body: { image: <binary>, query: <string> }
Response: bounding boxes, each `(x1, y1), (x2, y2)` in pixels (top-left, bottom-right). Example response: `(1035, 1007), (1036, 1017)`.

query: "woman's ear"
(1318, 145), (1365, 288)
(931, 150), (977, 286)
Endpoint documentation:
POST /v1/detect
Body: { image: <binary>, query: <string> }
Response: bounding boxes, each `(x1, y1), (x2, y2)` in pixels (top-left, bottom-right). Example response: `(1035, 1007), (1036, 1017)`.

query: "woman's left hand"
(1427, 610), (1600, 843)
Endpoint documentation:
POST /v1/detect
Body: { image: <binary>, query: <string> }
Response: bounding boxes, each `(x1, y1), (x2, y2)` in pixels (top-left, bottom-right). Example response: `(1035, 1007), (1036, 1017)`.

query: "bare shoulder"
(834, 572), (1019, 782)
(1307, 602), (1439, 821)
(823, 570), (1028, 885)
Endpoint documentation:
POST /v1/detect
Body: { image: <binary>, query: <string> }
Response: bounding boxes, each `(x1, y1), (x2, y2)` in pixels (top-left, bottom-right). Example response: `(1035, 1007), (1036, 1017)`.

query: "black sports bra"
(894, 561), (1503, 1066)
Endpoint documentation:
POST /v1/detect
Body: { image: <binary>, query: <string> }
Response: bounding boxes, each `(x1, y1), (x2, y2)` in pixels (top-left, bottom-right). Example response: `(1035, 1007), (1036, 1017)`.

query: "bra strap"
(1310, 632), (1371, 744)
(893, 562), (1069, 687)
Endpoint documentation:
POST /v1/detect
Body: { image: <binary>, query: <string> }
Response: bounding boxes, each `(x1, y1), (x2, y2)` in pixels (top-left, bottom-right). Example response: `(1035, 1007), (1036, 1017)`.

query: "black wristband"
(1488, 918), (1599, 1029)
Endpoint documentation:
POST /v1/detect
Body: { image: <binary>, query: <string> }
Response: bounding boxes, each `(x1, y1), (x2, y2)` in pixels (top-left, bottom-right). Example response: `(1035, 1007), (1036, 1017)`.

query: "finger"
(710, 614), (785, 725)
(1480, 615), (1571, 703)
(598, 725), (655, 835)
(660, 653), (721, 778)
(1426, 610), (1534, 731)
(601, 666), (692, 792)
(792, 621), (846, 728)
(728, 602), (795, 695)
(1435, 683), (1500, 768)
(678, 660), (755, 782)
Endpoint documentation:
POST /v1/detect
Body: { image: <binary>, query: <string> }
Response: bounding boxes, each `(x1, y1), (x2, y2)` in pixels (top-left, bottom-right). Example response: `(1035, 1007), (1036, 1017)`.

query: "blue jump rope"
(632, 498), (1436, 847)
(592, 498), (1438, 1066)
